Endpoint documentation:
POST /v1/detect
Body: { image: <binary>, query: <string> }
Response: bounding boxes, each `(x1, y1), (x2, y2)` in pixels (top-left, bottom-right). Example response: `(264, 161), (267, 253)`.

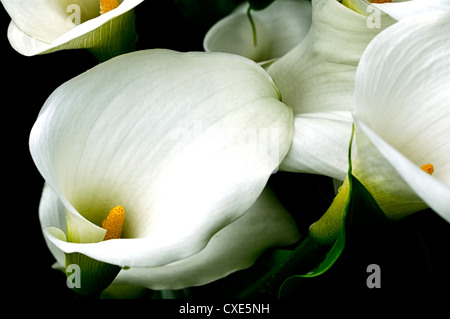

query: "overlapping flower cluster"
(2, 0), (449, 297)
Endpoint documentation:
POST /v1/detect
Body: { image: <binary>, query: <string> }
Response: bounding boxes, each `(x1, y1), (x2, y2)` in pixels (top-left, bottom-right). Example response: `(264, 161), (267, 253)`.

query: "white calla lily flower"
(267, 0), (396, 181)
(311, 9), (450, 245)
(352, 10), (450, 221)
(203, 0), (312, 64)
(30, 49), (299, 289)
(42, 184), (299, 290)
(1, 0), (143, 61)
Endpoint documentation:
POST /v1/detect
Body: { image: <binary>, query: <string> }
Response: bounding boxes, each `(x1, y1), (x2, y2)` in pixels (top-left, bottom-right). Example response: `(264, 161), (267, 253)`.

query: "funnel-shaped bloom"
(267, 0), (396, 180)
(31, 49), (299, 289)
(1, 0), (143, 61)
(203, 0), (312, 63)
(43, 185), (299, 290)
(352, 10), (450, 221)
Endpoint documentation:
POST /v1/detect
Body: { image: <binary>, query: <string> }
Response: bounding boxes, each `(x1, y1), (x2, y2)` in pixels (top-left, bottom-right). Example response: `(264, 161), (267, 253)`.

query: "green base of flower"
(65, 252), (122, 296)
(87, 9), (138, 62)
(309, 176), (351, 245)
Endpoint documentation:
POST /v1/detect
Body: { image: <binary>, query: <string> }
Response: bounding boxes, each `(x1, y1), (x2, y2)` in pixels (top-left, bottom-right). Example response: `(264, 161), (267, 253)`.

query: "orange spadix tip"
(420, 163), (434, 175)
(102, 205), (125, 241)
(100, 0), (120, 14)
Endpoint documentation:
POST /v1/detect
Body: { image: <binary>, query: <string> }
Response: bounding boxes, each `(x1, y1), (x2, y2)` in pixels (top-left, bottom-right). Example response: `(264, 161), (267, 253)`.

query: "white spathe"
(372, 0), (450, 20)
(352, 10), (450, 221)
(1, 0), (143, 59)
(203, 0), (312, 63)
(42, 185), (300, 290)
(30, 49), (298, 283)
(267, 0), (396, 181)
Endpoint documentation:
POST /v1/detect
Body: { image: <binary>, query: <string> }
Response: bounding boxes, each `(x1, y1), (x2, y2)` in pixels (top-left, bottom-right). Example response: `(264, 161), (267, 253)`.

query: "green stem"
(65, 252), (122, 296)
(309, 125), (355, 245)
(309, 176), (351, 245)
(237, 236), (330, 298)
(247, 7), (258, 47)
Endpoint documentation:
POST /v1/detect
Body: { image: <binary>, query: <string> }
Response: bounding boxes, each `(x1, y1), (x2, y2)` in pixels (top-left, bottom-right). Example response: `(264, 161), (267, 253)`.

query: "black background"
(2, 0), (450, 307)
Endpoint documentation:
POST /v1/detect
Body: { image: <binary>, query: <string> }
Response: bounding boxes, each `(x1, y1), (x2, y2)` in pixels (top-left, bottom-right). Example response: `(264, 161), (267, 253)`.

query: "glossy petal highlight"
(2, 0), (143, 59)
(31, 49), (295, 268)
(268, 0), (395, 178)
(353, 11), (450, 220)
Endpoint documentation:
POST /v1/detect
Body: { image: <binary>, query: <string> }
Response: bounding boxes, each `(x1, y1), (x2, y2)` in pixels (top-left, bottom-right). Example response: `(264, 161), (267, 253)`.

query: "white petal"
(280, 111), (353, 181)
(113, 187), (300, 290)
(39, 183), (67, 266)
(353, 119), (450, 221)
(372, 0), (450, 21)
(4, 0), (143, 56)
(268, 0), (395, 115)
(203, 0), (312, 62)
(2, 0), (89, 43)
(203, 6), (272, 62)
(39, 183), (65, 231)
(267, 0), (395, 177)
(31, 49), (294, 267)
(43, 227), (68, 268)
(353, 11), (450, 220)
(352, 120), (429, 219)
(249, 0), (312, 59)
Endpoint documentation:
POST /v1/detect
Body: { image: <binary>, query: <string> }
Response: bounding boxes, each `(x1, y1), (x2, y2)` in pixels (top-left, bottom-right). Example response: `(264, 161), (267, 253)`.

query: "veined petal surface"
(31, 49), (294, 268)
(280, 111), (353, 181)
(353, 11), (450, 220)
(268, 0), (395, 178)
(203, 0), (312, 62)
(372, 0), (450, 20)
(3, 0), (143, 57)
